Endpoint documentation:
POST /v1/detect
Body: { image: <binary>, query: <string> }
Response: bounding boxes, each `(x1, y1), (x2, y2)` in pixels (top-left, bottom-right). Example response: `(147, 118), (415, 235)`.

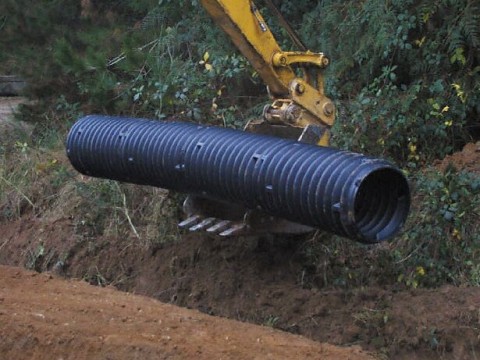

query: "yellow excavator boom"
(201, 0), (335, 146)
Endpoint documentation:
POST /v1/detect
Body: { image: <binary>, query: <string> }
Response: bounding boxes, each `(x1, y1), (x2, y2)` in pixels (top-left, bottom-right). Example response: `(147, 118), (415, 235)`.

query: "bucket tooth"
(189, 217), (216, 231)
(219, 223), (246, 237)
(179, 215), (202, 229)
(206, 220), (232, 234)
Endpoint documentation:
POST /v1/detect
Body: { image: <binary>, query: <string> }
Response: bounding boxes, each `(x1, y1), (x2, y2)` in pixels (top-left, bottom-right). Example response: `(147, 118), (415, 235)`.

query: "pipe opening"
(354, 168), (410, 242)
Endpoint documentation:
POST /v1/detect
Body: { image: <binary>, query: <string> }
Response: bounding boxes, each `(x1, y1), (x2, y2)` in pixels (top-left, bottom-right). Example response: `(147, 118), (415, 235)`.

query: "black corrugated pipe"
(66, 115), (410, 243)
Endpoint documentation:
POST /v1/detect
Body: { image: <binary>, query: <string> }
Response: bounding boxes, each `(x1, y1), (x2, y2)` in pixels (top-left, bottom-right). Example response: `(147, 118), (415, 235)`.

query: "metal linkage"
(66, 115), (410, 243)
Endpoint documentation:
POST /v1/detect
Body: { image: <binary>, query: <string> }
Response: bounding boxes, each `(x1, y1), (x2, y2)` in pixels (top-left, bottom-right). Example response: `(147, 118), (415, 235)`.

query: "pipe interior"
(354, 169), (410, 242)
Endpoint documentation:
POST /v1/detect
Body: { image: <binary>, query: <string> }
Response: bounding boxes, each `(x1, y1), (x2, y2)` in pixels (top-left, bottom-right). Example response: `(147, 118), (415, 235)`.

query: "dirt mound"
(0, 265), (373, 360)
(435, 142), (480, 173)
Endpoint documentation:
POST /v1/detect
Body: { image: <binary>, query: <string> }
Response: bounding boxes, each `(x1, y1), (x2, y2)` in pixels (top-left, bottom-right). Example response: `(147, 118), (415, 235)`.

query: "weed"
(83, 266), (108, 287)
(263, 315), (280, 328)
(25, 242), (45, 271)
(353, 308), (389, 330)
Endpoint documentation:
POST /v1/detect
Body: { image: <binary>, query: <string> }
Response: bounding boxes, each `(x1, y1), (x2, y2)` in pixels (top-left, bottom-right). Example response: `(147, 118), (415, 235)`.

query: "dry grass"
(0, 131), (180, 245)
(0, 97), (183, 246)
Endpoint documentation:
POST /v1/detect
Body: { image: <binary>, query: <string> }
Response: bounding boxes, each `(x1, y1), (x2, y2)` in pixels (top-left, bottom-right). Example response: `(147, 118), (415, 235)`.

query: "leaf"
(414, 36), (426, 47)
(361, 97), (371, 105)
(450, 47), (466, 66)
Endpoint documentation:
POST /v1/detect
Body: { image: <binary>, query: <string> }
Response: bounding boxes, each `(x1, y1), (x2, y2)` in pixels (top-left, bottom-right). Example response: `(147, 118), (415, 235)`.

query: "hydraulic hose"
(66, 115), (410, 243)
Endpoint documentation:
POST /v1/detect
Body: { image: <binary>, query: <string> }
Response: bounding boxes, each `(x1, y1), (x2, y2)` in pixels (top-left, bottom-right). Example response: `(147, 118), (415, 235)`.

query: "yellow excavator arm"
(201, 0), (335, 146)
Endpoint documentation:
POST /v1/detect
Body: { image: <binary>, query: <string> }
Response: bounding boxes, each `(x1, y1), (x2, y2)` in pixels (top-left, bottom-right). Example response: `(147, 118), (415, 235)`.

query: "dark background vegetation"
(1, 0), (479, 288)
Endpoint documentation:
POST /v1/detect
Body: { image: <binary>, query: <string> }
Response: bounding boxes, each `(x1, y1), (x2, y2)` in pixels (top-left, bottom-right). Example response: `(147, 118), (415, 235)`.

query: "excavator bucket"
(179, 194), (314, 236)
(66, 115), (410, 243)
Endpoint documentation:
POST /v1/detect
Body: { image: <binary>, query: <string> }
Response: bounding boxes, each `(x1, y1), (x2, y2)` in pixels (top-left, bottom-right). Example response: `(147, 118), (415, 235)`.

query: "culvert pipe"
(66, 115), (410, 243)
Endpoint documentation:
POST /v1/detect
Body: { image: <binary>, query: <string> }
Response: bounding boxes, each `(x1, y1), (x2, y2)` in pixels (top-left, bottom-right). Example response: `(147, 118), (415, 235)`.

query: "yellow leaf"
(416, 266), (426, 276)
(452, 228), (461, 239)
(205, 63), (213, 71)
(203, 51), (210, 62)
(452, 83), (466, 103)
(441, 106), (449, 113)
(422, 12), (430, 24)
(414, 36), (426, 47)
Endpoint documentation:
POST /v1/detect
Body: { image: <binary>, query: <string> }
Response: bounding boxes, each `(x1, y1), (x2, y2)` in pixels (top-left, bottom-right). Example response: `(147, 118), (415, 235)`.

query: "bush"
(301, 0), (479, 164)
(394, 167), (480, 287)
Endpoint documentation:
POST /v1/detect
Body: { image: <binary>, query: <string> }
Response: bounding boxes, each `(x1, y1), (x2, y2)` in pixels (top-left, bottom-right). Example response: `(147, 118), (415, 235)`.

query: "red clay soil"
(0, 265), (373, 360)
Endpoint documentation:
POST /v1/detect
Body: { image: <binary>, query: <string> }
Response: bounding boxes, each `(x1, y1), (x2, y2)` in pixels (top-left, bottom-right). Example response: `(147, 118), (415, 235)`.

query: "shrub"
(302, 0), (479, 164)
(394, 167), (480, 287)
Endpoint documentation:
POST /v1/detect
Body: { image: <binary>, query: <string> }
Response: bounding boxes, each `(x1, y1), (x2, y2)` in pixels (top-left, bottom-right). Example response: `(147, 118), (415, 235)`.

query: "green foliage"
(0, 132), (68, 221)
(122, 1), (262, 125)
(394, 167), (480, 287)
(3, 0), (478, 152)
(334, 66), (465, 165)
(1, 0), (262, 128)
(302, 0), (479, 164)
(2, 0), (479, 149)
